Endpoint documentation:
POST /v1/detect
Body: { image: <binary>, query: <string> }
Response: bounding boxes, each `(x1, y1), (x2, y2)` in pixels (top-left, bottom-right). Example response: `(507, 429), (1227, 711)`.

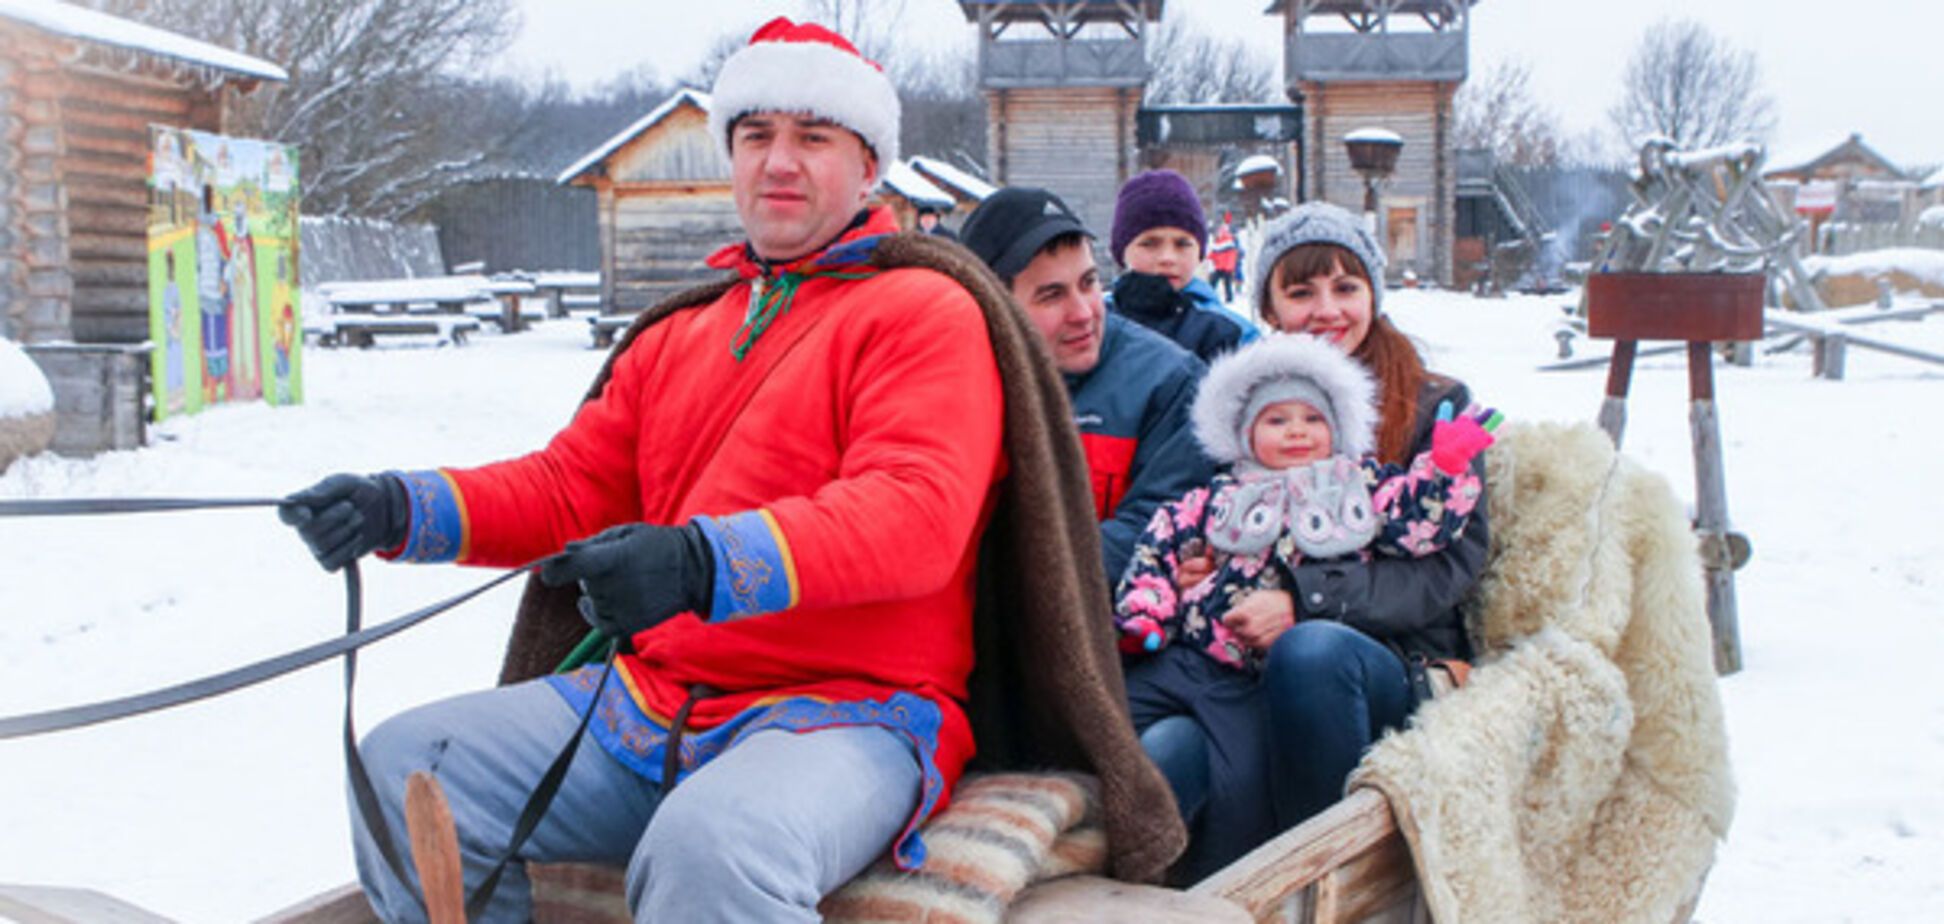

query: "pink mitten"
(1430, 403), (1503, 475)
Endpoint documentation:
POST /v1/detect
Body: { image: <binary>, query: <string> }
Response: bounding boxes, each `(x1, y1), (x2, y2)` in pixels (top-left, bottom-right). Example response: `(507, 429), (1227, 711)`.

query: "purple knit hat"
(1110, 170), (1208, 267)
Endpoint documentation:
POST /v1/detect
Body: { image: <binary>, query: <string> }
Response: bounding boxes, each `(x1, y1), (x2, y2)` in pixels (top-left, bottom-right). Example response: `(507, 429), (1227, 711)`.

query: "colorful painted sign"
(147, 127), (302, 419)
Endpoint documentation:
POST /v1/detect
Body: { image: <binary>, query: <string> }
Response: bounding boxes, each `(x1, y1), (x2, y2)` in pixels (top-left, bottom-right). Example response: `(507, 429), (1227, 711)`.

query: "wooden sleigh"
(258, 781), (1423, 924)
(256, 420), (1730, 924)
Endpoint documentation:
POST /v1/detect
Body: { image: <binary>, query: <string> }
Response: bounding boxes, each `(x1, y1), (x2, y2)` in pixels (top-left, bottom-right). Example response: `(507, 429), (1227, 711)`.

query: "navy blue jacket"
(1108, 275), (1259, 366)
(1068, 314), (1212, 585)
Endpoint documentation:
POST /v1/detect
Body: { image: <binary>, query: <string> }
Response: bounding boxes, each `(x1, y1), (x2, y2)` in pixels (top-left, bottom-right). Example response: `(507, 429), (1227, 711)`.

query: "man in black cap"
(961, 187), (1211, 585)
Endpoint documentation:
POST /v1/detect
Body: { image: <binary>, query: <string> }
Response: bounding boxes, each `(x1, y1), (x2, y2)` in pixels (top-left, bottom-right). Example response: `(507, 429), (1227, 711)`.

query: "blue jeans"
(350, 679), (921, 923)
(1261, 621), (1412, 828)
(1139, 715), (1210, 826)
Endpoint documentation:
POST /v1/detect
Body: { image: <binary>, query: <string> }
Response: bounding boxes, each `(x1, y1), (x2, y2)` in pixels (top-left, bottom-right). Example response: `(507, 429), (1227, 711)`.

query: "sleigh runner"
(247, 421), (1728, 924)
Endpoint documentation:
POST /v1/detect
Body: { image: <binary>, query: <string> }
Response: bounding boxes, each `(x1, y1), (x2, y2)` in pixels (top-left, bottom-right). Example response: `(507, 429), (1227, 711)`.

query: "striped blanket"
(820, 773), (1107, 923)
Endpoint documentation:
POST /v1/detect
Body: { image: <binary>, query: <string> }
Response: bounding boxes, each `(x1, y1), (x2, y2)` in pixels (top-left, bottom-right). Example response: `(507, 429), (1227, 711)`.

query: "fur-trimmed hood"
(1191, 332), (1378, 467)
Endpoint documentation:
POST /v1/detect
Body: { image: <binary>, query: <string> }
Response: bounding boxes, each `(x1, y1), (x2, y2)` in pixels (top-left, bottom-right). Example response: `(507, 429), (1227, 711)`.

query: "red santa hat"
(707, 17), (900, 166)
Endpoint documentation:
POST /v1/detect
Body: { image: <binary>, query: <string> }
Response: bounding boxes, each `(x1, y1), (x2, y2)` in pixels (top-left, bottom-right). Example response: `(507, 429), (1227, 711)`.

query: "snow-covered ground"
(3, 290), (1941, 921)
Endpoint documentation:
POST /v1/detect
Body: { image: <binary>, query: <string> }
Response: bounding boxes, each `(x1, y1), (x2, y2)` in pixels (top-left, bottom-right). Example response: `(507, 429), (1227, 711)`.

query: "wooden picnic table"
(526, 271), (602, 318)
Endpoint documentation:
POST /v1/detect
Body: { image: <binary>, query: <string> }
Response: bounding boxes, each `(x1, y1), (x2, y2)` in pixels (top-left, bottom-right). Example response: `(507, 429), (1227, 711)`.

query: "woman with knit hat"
(1112, 332), (1496, 876)
(1107, 170), (1260, 363)
(1193, 200), (1493, 847)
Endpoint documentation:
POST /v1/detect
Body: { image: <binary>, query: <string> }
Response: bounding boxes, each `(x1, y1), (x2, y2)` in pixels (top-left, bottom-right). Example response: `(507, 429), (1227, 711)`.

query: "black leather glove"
(278, 473), (410, 572)
(1110, 270), (1187, 322)
(539, 522), (715, 643)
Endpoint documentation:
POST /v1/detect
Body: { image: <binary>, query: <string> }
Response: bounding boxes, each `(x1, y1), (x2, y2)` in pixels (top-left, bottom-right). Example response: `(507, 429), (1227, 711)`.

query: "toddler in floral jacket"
(1114, 333), (1498, 671)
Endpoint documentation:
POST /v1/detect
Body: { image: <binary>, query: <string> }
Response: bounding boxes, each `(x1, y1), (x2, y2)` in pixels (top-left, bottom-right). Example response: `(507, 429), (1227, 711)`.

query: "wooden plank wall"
(412, 177), (598, 274)
(602, 185), (737, 313)
(987, 86), (1139, 256)
(1298, 81), (1458, 286)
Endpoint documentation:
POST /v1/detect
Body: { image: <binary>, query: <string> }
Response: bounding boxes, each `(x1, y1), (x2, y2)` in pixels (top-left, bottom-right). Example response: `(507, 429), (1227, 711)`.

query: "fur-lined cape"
(495, 232), (1187, 884)
(1191, 332), (1379, 466)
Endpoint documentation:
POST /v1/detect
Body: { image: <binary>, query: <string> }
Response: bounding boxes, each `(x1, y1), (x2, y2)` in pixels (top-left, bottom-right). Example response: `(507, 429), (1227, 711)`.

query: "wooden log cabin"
(556, 88), (739, 315)
(1271, 0), (1476, 287)
(0, 1), (284, 453)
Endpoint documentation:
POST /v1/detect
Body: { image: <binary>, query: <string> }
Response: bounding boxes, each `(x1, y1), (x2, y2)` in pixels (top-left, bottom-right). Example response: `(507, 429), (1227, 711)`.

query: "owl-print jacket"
(1113, 448), (1483, 673)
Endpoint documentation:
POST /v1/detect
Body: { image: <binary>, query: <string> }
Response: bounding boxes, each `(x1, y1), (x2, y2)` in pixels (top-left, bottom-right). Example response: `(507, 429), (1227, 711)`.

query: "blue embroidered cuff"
(390, 469), (467, 563)
(693, 510), (799, 620)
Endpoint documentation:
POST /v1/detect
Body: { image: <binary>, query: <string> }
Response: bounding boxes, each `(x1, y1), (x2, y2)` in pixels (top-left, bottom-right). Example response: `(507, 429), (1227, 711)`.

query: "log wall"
(1298, 80), (1458, 286)
(987, 85), (1140, 257)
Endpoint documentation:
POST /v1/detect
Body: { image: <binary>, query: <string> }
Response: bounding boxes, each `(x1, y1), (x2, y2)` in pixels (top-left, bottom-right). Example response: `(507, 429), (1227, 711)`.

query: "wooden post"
(1687, 343), (1742, 674)
(405, 772), (467, 924)
(1598, 340), (1636, 447)
(1813, 331), (1847, 380)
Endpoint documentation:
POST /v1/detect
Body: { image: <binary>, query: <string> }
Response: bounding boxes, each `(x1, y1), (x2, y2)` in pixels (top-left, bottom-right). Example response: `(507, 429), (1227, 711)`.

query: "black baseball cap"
(960, 187), (1094, 281)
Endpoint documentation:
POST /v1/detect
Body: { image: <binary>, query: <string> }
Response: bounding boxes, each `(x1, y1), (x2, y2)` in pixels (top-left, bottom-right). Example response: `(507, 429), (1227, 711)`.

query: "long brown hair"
(1260, 244), (1428, 465)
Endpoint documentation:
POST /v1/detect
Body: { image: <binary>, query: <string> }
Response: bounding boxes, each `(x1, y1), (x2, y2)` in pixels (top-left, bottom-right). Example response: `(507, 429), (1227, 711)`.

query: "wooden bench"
(1762, 300), (1944, 379)
(320, 315), (481, 348)
(529, 272), (603, 318)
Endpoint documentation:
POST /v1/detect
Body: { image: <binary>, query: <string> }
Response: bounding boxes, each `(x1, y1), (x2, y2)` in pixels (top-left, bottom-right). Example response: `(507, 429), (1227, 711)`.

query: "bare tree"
(1455, 58), (1564, 167)
(104, 0), (519, 217)
(1144, 7), (1279, 105)
(1608, 18), (1777, 152)
(896, 44), (985, 167)
(802, 0), (910, 68)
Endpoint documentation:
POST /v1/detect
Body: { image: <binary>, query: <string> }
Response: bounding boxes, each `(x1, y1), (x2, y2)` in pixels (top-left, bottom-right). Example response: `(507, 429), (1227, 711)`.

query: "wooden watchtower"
(958, 1), (1165, 245)
(1272, 0), (1476, 286)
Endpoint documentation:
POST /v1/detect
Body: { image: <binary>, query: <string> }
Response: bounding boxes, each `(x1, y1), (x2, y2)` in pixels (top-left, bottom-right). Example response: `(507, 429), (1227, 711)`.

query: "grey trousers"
(350, 678), (922, 923)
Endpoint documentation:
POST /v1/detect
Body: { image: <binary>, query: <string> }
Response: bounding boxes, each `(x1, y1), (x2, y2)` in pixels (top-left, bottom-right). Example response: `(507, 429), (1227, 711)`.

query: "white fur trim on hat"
(708, 32), (900, 166)
(1191, 333), (1379, 467)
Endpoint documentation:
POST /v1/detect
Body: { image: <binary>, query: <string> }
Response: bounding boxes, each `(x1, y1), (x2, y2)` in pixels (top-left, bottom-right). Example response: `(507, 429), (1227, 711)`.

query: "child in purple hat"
(1108, 170), (1260, 364)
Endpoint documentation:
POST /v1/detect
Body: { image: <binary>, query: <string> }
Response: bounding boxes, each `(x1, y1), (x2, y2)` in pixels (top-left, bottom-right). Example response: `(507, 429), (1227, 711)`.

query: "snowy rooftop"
(0, 0), (286, 82)
(556, 88), (713, 186)
(908, 156), (996, 202)
(880, 161), (955, 210)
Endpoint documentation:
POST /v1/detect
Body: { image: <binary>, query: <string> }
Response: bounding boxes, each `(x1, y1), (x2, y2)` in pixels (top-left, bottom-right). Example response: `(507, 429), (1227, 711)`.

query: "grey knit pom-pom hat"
(1247, 201), (1388, 318)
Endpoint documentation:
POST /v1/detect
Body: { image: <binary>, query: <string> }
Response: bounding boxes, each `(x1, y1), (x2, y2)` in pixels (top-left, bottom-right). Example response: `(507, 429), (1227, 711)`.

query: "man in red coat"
(280, 19), (1006, 922)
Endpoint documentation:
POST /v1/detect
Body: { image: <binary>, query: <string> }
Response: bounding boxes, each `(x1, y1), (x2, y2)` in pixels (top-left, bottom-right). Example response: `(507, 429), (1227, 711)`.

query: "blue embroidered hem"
(545, 668), (945, 870)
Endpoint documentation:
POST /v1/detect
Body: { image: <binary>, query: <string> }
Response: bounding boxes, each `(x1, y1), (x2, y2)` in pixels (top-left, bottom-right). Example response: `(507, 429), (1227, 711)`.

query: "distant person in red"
(1208, 213), (1240, 302)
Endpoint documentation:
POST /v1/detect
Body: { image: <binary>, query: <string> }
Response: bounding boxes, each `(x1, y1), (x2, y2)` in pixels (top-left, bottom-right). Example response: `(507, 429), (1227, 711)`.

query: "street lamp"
(1343, 127), (1403, 238)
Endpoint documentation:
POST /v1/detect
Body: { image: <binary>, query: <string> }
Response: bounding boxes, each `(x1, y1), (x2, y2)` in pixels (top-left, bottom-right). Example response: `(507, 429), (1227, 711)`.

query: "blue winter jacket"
(1067, 314), (1213, 585)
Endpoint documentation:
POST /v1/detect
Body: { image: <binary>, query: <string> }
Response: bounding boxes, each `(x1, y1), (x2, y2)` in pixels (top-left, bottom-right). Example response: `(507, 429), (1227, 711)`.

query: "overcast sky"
(505, 0), (1942, 171)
